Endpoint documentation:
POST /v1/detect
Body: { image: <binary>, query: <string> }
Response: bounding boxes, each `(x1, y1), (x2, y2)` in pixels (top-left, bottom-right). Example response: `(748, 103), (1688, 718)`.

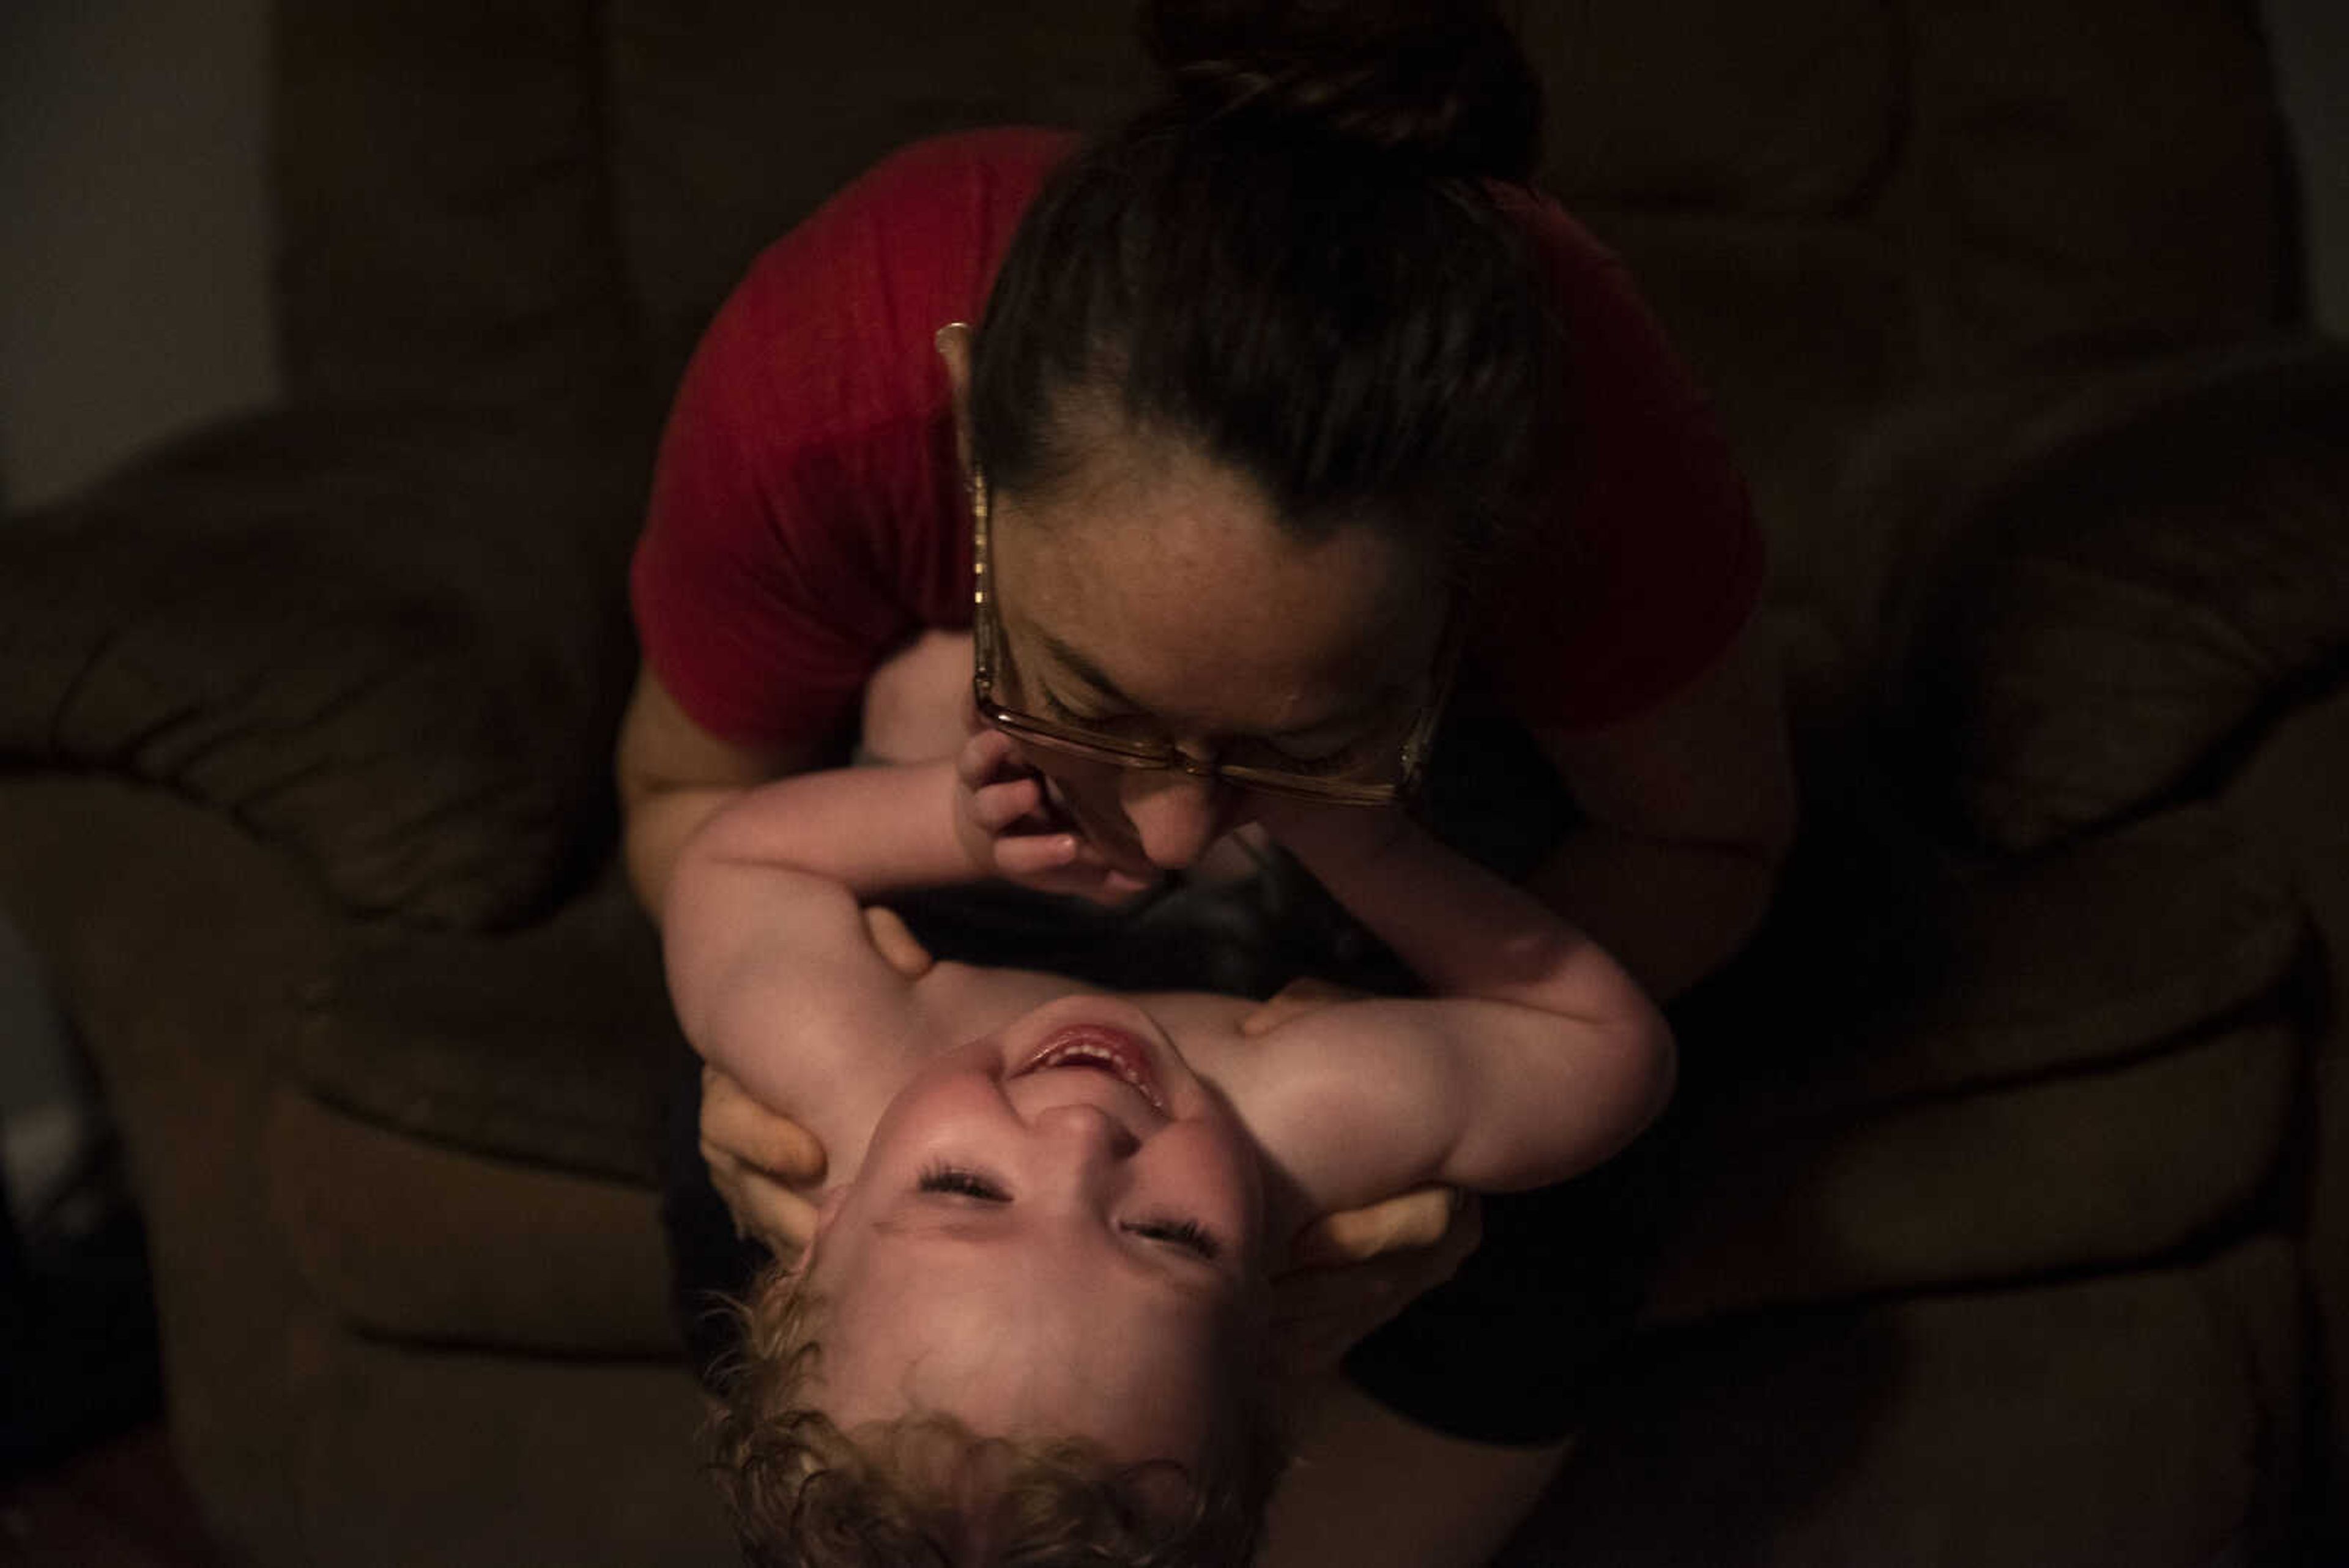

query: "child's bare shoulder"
(1129, 989), (1408, 1124)
(1135, 990), (1260, 1053)
(1169, 989), (1471, 1217)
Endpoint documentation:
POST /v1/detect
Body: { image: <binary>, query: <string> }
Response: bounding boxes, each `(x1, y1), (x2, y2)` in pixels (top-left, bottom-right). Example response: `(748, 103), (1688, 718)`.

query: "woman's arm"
(1529, 617), (1797, 1000)
(616, 666), (818, 921)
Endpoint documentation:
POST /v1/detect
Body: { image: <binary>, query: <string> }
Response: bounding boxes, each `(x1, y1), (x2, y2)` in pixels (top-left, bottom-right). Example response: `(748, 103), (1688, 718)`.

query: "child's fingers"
(966, 776), (1045, 833)
(992, 831), (1085, 877)
(700, 1065), (828, 1185)
(956, 727), (1020, 787)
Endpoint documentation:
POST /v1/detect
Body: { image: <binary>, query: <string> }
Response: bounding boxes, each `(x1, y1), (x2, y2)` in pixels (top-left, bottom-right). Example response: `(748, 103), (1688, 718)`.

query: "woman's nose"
(1121, 768), (1228, 869)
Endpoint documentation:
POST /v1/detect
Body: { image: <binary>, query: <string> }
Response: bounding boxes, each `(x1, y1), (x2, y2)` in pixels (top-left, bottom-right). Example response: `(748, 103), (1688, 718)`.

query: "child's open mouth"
(1014, 1025), (1167, 1113)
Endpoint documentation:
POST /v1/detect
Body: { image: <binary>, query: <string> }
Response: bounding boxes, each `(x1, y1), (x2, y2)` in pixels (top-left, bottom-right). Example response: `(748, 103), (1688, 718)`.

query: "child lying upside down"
(660, 727), (1673, 1567)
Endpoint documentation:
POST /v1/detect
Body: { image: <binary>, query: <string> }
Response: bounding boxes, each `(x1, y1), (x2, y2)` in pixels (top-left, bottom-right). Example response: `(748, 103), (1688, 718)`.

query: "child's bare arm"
(653, 754), (985, 924)
(662, 788), (932, 1122)
(1244, 803), (1674, 1206)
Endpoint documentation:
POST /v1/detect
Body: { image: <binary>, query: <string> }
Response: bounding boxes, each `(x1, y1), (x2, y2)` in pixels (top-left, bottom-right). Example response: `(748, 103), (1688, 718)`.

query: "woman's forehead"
(993, 465), (1445, 725)
(1001, 445), (1407, 596)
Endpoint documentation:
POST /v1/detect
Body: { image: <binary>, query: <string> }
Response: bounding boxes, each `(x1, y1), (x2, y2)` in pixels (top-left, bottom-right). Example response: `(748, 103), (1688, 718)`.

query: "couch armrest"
(1864, 338), (2349, 852)
(296, 861), (682, 1185)
(2222, 683), (2349, 1545)
(0, 405), (651, 929)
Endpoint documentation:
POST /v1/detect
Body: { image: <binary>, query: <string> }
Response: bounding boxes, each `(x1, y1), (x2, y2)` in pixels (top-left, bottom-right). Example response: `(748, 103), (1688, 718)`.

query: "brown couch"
(3, 1), (2345, 1563)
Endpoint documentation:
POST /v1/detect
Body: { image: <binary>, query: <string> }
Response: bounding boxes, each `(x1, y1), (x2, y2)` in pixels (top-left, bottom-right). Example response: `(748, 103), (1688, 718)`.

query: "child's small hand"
(699, 1063), (826, 1260)
(953, 727), (1159, 904)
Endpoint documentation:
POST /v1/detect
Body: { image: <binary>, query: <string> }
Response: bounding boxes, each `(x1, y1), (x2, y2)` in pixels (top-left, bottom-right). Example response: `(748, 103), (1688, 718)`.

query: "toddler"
(662, 729), (1672, 1566)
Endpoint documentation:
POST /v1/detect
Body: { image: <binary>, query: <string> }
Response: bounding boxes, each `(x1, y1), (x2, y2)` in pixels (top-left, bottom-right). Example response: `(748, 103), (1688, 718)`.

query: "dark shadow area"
(1, 1116), (162, 1478)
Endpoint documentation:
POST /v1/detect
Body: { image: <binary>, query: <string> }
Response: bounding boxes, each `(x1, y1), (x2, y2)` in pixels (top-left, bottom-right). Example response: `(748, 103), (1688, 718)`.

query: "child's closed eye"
(918, 1164), (1008, 1201)
(1121, 1216), (1220, 1261)
(918, 1165), (1219, 1260)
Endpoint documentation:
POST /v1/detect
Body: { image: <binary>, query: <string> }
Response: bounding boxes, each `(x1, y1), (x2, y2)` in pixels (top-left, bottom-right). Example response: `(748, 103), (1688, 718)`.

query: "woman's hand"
(1272, 1186), (1483, 1379)
(1240, 977), (1483, 1377)
(954, 727), (1159, 904)
(698, 1063), (827, 1261)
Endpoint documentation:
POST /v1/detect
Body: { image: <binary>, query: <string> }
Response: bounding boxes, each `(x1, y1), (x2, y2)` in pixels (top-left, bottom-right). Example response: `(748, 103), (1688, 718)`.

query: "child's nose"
(1030, 1101), (1140, 1169)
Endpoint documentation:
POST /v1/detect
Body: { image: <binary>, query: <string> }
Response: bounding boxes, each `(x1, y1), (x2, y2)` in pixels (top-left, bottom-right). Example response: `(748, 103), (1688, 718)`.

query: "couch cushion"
(297, 866), (680, 1184)
(1888, 346), (2349, 853)
(269, 1088), (677, 1354)
(1522, 0), (1896, 216)
(1693, 803), (2304, 1118)
(1523, 1239), (2301, 1566)
(0, 409), (647, 931)
(286, 1329), (736, 1568)
(1579, 209), (1912, 677)
(1902, 0), (2284, 377)
(604, 0), (1151, 393)
(273, 0), (644, 414)
(1646, 801), (2307, 1317)
(1650, 1013), (2300, 1321)
(605, 0), (1899, 399)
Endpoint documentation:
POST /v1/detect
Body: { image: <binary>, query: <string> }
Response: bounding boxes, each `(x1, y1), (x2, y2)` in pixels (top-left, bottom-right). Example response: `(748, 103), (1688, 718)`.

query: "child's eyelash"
(1123, 1216), (1220, 1261)
(916, 1168), (1217, 1260)
(917, 1164), (1008, 1202)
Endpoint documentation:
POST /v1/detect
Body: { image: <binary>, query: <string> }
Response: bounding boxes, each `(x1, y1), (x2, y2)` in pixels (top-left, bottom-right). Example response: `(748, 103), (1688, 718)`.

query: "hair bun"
(1142, 0), (1543, 180)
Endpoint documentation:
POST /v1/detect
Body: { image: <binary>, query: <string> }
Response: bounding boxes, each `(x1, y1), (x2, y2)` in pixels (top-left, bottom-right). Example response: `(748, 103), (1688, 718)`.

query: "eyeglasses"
(968, 470), (1459, 806)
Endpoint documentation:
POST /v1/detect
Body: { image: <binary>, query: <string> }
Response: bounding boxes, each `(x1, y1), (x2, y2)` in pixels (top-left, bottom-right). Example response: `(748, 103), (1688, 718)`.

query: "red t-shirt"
(631, 127), (1762, 751)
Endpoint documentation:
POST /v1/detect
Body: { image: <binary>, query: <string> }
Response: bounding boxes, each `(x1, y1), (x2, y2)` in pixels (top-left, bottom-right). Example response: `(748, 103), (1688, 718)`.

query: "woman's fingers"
(697, 1063), (829, 1257)
(1269, 1190), (1483, 1377)
(702, 1139), (822, 1255)
(699, 1064), (827, 1186)
(861, 905), (935, 979)
(1288, 1184), (1473, 1269)
(1269, 1244), (1441, 1378)
(1239, 975), (1369, 1039)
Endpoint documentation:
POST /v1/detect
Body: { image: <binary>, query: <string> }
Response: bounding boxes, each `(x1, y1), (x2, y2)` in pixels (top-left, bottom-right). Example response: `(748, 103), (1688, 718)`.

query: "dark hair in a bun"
(1143, 0), (1543, 180)
(970, 0), (1564, 583)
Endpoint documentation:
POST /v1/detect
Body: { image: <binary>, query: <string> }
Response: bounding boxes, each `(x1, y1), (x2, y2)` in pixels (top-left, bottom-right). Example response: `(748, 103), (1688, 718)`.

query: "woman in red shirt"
(623, 1), (1795, 1561)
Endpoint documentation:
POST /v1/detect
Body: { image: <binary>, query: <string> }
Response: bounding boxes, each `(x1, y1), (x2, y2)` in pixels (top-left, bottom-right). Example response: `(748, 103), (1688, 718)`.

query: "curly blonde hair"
(707, 1261), (1286, 1566)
